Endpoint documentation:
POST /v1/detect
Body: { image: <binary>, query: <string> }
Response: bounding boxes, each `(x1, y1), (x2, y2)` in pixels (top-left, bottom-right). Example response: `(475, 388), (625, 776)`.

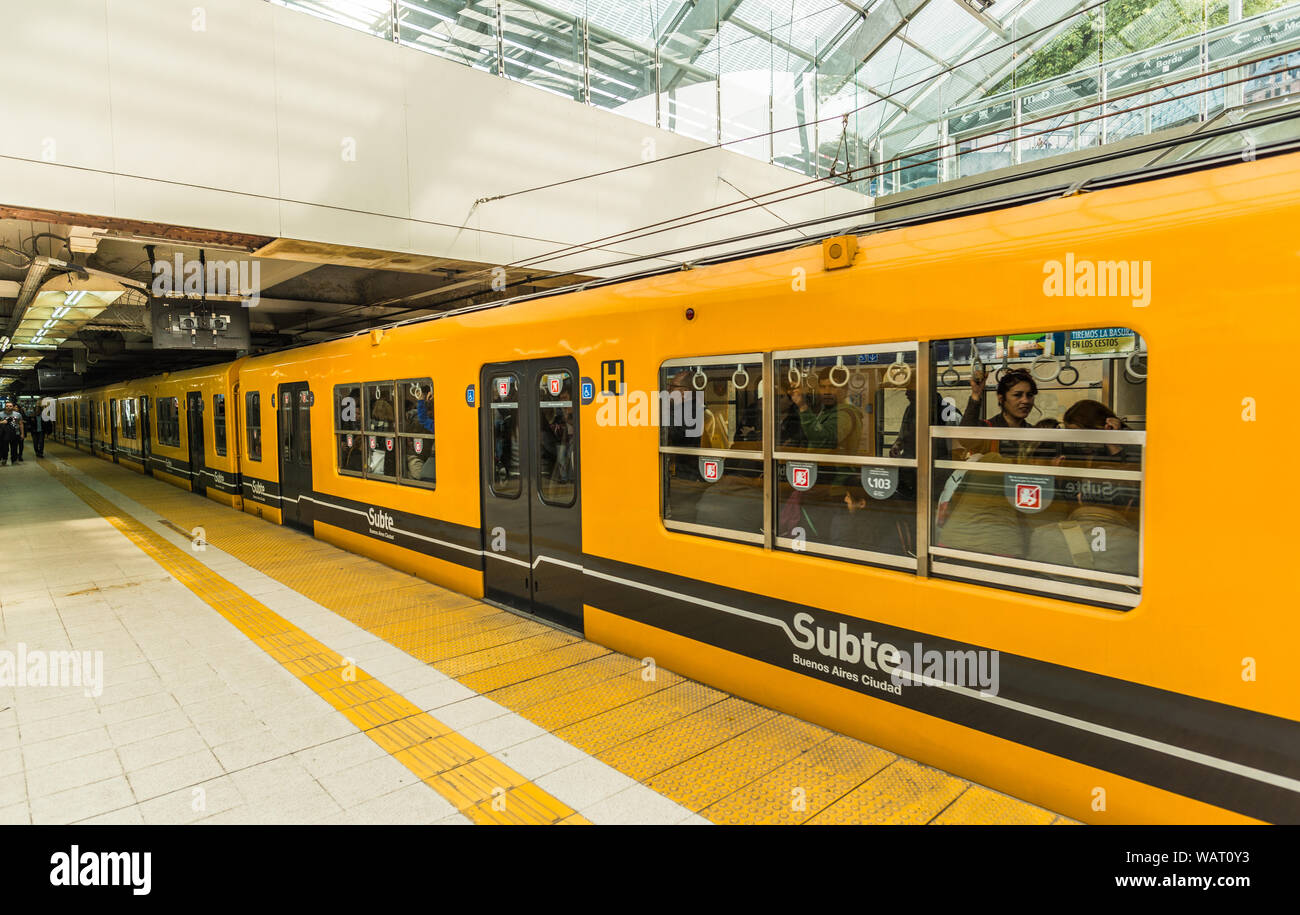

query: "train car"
(233, 339), (477, 593)
(58, 150), (1300, 824)
(143, 361), (245, 507)
(54, 393), (81, 448)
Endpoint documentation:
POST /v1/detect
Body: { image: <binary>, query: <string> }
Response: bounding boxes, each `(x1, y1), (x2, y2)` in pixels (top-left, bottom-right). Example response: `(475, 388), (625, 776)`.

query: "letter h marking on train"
(601, 360), (625, 396)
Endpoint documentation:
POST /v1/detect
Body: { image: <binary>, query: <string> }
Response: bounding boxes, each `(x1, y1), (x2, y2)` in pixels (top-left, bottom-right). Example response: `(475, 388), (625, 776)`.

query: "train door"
(186, 392), (206, 496)
(108, 398), (119, 463)
(140, 396), (152, 476)
(479, 358), (582, 631)
(277, 382), (313, 533)
(88, 402), (96, 456)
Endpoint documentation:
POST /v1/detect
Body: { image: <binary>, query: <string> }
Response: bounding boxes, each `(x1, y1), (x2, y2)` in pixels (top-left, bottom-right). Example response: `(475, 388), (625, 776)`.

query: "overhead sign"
(1107, 45), (1199, 91)
(948, 100), (1014, 136)
(36, 367), (84, 391)
(151, 298), (250, 350)
(1021, 76), (1098, 115)
(1209, 14), (1300, 61)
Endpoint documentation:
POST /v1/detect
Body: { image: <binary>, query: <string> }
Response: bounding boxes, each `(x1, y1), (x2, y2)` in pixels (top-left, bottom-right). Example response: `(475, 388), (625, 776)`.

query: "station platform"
(0, 445), (1076, 825)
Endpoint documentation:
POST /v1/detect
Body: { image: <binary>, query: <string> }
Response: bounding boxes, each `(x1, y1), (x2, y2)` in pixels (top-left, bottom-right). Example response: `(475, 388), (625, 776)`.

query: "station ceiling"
(0, 209), (584, 393)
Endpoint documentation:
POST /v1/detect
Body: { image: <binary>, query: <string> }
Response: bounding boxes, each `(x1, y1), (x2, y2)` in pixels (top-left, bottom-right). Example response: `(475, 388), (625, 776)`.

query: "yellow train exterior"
(56, 362), (244, 507)
(53, 152), (1300, 825)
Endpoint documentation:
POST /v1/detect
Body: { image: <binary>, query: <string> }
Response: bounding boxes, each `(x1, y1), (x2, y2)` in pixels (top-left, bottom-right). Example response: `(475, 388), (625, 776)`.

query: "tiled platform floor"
(0, 446), (1074, 825)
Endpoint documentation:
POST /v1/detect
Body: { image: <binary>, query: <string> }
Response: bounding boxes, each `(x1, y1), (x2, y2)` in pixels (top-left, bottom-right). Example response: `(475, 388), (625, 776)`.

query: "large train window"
(537, 371), (574, 506)
(659, 354), (764, 545)
(397, 379), (435, 490)
(773, 343), (918, 570)
(213, 395), (226, 456)
(245, 391), (262, 461)
(122, 399), (138, 440)
(334, 384), (362, 477)
(489, 374), (521, 497)
(928, 329), (1147, 610)
(157, 397), (180, 447)
(363, 382), (397, 480)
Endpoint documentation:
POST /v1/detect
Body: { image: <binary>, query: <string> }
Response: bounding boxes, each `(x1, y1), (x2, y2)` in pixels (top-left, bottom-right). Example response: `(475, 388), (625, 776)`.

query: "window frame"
(488, 372), (523, 500)
(534, 369), (574, 507)
(245, 390), (262, 462)
(213, 393), (227, 457)
(656, 331), (1147, 612)
(394, 377), (436, 491)
(333, 379), (436, 489)
(771, 341), (921, 572)
(658, 352), (766, 546)
(333, 383), (364, 479)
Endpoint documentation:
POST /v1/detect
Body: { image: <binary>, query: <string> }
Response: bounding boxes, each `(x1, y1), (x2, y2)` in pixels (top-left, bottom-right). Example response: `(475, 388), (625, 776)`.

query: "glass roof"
(277, 0), (1300, 193)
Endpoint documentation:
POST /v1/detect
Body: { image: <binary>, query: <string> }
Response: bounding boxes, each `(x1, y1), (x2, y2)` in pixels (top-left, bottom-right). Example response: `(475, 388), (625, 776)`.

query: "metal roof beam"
(950, 0), (1009, 41)
(813, 0), (933, 97)
(659, 0), (747, 91)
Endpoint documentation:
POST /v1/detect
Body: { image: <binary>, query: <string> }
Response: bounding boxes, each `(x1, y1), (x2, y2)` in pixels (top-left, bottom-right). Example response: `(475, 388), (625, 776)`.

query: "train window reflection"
(489, 374), (521, 498)
(537, 371), (575, 506)
(928, 329), (1147, 609)
(213, 394), (226, 456)
(658, 355), (764, 545)
(773, 344), (919, 570)
(397, 378), (435, 490)
(245, 391), (262, 461)
(334, 384), (362, 477)
(363, 383), (397, 480)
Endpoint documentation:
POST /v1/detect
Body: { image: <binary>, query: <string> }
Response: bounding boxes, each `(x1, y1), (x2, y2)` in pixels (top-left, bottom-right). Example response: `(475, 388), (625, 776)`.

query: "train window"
(536, 371), (574, 506)
(363, 383), (397, 480)
(245, 391), (262, 461)
(122, 399), (137, 440)
(489, 374), (521, 498)
(157, 397), (180, 447)
(213, 394), (226, 456)
(773, 344), (919, 570)
(659, 354), (764, 544)
(397, 379), (435, 490)
(334, 384), (363, 477)
(928, 330), (1147, 610)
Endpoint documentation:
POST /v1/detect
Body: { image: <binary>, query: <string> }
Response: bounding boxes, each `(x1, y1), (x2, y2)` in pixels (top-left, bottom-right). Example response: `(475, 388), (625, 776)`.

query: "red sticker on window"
(1015, 483), (1042, 510)
(385, 438), (394, 452)
(549, 377), (562, 396)
(346, 434), (353, 447)
(368, 436), (376, 449)
(497, 379), (510, 397)
(703, 460), (719, 481)
(792, 467), (810, 489)
(414, 439), (423, 454)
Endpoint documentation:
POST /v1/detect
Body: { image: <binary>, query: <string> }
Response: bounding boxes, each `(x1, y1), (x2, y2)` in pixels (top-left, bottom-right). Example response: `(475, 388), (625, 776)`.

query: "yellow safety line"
(43, 461), (587, 826)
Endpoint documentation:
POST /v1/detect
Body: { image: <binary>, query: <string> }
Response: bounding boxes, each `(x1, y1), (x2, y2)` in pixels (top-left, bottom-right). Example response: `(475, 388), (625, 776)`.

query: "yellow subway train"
(54, 150), (1300, 824)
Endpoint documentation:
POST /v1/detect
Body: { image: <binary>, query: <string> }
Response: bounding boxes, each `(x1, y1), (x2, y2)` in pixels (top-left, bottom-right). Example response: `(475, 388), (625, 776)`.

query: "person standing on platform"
(15, 403), (28, 462)
(33, 398), (53, 458)
(1, 402), (23, 464)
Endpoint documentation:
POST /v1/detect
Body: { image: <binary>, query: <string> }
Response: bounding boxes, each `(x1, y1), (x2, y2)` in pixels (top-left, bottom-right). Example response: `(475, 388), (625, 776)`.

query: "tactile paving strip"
(43, 460), (586, 825)
(50, 445), (1074, 825)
